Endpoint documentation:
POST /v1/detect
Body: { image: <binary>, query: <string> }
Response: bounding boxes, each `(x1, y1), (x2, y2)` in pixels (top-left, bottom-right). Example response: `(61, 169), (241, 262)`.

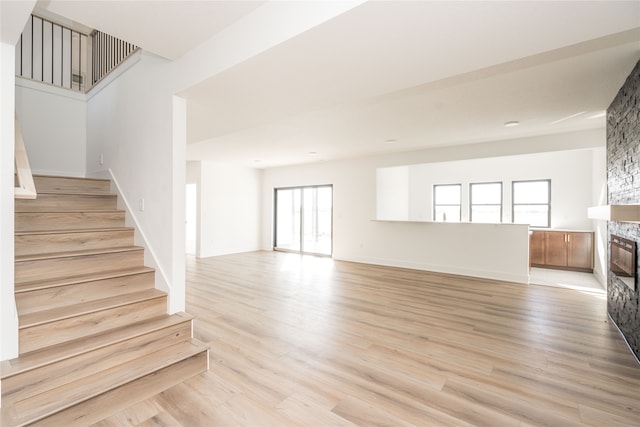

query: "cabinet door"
(567, 232), (593, 269)
(545, 231), (568, 267)
(529, 231), (545, 266)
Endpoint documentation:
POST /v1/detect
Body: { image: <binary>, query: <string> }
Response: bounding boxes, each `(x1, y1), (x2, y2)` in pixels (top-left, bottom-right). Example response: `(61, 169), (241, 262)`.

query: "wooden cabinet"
(529, 230), (545, 266)
(529, 230), (594, 272)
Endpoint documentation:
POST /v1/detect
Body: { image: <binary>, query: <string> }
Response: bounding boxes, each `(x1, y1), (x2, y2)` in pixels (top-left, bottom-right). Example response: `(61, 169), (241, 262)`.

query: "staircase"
(1, 175), (209, 426)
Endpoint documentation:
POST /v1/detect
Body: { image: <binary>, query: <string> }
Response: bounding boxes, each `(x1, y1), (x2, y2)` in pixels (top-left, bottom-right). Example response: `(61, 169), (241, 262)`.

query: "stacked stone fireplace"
(607, 58), (640, 361)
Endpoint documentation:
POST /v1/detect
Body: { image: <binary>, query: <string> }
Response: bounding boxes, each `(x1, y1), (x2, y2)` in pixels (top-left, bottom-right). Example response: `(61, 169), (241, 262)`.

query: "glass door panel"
(275, 188), (301, 252)
(275, 185), (332, 256)
(302, 186), (332, 256)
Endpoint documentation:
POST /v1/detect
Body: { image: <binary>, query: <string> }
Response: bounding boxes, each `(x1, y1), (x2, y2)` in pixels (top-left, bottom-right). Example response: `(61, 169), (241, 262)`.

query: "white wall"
(196, 161), (262, 258)
(0, 1), (36, 364)
(376, 166), (409, 220)
(591, 147), (608, 285)
(381, 148), (597, 229)
(1, 41), (19, 363)
(15, 78), (87, 177)
(262, 130), (606, 285)
(1, 0), (38, 363)
(86, 51), (185, 313)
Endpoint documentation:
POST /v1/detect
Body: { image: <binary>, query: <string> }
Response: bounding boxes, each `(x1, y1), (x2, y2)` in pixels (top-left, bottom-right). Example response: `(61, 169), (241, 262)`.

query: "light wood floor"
(93, 251), (640, 426)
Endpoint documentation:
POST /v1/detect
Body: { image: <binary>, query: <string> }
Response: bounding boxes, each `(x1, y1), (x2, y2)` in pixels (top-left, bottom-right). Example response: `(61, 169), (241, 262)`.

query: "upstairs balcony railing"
(92, 29), (137, 88)
(15, 14), (137, 93)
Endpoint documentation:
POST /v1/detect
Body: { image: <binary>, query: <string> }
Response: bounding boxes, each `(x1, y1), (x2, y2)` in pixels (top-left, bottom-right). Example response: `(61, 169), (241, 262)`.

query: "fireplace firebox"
(611, 235), (636, 291)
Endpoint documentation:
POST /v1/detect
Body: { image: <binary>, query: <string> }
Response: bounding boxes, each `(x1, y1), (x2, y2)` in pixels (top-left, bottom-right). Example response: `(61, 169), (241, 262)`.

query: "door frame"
(273, 184), (333, 257)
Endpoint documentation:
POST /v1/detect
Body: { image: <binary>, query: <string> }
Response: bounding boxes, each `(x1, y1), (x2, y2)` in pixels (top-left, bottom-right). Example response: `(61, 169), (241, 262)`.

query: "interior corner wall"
(1, 41), (19, 362)
(198, 161), (262, 258)
(606, 59), (640, 360)
(15, 79), (87, 177)
(591, 147), (608, 285)
(86, 51), (185, 313)
(1, 0), (37, 363)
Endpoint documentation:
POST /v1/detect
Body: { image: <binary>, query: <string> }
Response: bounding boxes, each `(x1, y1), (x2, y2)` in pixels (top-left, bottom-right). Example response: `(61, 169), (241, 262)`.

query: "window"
(433, 184), (461, 222)
(512, 179), (550, 227)
(470, 182), (502, 223)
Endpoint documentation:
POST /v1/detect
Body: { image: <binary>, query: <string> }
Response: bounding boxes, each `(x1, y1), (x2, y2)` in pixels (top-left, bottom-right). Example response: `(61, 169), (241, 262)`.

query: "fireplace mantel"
(588, 205), (640, 223)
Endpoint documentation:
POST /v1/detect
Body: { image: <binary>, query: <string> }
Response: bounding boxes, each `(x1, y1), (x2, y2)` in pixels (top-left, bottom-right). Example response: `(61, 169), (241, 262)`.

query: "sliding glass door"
(274, 185), (332, 256)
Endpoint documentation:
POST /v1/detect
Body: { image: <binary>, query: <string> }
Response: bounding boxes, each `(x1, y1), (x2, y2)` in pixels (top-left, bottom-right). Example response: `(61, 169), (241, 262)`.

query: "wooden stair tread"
(2, 332), (199, 404)
(1, 313), (195, 379)
(15, 227), (134, 236)
(32, 175), (111, 193)
(35, 191), (115, 196)
(33, 174), (110, 182)
(6, 339), (208, 425)
(17, 209), (123, 213)
(15, 267), (155, 293)
(15, 246), (143, 262)
(19, 289), (167, 329)
(18, 351), (208, 427)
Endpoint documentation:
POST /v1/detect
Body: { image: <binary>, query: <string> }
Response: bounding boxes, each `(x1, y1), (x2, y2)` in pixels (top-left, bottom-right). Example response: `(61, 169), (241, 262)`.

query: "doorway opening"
(185, 183), (197, 255)
(274, 185), (332, 256)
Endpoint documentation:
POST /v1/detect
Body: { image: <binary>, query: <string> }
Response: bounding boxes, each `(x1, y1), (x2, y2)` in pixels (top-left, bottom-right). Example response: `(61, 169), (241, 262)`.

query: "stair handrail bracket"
(14, 116), (37, 200)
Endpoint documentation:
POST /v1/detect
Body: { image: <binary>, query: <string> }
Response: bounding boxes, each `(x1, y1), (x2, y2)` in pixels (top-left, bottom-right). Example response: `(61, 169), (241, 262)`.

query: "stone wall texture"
(607, 59), (640, 359)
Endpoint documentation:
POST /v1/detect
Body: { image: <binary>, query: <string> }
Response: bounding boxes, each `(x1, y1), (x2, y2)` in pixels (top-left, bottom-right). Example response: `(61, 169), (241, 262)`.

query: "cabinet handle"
(567, 234), (570, 244)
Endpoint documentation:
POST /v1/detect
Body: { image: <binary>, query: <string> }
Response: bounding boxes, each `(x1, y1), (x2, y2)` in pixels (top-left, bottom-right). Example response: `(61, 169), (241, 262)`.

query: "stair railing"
(15, 14), (138, 93)
(14, 116), (37, 200)
(16, 14), (90, 92)
(91, 30), (137, 87)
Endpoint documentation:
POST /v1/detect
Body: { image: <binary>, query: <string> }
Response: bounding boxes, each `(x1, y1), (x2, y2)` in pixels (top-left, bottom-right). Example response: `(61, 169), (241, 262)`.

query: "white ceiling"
(37, 1), (640, 169)
(38, 0), (266, 60)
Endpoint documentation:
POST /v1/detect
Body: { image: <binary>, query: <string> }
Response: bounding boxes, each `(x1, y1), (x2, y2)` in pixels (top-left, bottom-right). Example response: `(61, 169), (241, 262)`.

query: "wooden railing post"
(14, 116), (37, 199)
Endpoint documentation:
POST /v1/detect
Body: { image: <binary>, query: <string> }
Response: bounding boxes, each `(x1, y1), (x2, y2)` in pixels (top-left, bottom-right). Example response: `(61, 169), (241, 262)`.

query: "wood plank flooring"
(93, 251), (640, 426)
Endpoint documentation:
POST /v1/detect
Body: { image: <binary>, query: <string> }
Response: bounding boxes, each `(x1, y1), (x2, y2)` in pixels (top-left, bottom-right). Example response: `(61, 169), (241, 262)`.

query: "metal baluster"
(20, 34), (23, 76)
(51, 22), (54, 84)
(30, 16), (33, 79)
(41, 18), (43, 83)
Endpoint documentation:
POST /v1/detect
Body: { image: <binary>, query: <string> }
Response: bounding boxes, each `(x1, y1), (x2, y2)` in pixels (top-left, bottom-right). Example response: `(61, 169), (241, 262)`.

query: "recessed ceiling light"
(504, 121), (520, 127)
(308, 151), (318, 156)
(385, 139), (398, 144)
